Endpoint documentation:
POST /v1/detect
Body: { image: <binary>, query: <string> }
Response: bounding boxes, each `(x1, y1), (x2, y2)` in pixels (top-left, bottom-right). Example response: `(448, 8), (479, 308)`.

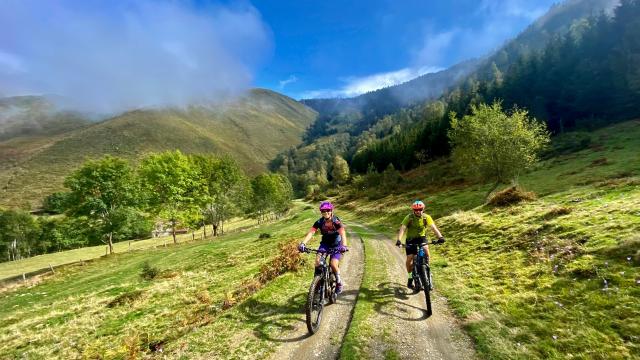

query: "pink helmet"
(319, 201), (334, 211)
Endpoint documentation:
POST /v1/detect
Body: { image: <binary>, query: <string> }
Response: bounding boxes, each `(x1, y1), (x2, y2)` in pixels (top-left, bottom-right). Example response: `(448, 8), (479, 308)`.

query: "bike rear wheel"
(418, 263), (432, 316)
(306, 275), (324, 334)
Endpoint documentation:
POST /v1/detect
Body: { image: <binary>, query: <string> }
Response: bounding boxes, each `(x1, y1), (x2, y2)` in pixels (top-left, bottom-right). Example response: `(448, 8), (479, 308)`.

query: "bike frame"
(302, 247), (342, 334)
(401, 240), (440, 315)
(307, 248), (339, 303)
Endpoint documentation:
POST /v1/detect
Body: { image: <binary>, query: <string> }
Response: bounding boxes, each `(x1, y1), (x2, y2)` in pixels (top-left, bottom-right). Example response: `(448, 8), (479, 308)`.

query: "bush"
(488, 186), (536, 206)
(258, 233), (271, 239)
(140, 262), (160, 280)
(107, 290), (144, 308)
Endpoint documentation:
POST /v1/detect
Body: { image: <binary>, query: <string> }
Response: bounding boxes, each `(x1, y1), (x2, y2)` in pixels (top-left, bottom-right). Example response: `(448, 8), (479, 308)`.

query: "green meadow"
(338, 120), (640, 359)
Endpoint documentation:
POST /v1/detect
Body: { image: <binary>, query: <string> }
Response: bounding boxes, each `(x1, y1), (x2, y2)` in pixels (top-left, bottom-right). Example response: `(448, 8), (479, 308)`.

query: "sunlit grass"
(337, 120), (640, 359)
(0, 201), (321, 358)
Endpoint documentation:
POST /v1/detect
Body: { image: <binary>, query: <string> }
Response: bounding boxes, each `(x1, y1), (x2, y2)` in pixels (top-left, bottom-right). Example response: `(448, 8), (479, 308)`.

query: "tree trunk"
(108, 232), (114, 254)
(486, 181), (501, 200)
(172, 219), (177, 244)
(203, 219), (207, 238)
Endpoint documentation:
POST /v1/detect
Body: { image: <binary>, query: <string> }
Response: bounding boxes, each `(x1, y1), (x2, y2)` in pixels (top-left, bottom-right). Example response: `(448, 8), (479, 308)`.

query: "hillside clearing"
(337, 120), (640, 359)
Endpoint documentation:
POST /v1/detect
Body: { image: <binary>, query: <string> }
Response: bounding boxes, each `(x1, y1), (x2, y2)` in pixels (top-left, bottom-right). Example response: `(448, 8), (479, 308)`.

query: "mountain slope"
(299, 0), (619, 140)
(0, 89), (316, 209)
(0, 96), (90, 141)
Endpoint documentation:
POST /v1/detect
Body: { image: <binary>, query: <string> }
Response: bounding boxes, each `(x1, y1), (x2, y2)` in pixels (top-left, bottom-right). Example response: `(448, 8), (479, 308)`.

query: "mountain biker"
(298, 201), (348, 294)
(395, 200), (445, 289)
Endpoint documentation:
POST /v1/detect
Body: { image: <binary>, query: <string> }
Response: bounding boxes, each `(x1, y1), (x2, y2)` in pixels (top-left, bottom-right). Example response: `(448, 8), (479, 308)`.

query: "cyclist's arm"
(301, 227), (317, 245)
(338, 227), (347, 246)
(397, 224), (407, 242)
(430, 223), (443, 239)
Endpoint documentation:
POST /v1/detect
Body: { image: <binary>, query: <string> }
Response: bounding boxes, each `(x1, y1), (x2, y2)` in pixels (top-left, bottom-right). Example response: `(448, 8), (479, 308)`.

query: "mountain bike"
(300, 247), (346, 334)
(399, 240), (442, 316)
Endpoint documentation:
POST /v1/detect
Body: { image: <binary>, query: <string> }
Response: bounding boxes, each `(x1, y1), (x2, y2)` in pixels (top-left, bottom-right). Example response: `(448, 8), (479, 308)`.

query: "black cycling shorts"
(405, 237), (427, 255)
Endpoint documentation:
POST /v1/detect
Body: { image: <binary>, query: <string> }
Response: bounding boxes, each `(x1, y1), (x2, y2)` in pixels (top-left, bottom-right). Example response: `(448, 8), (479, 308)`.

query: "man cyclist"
(395, 200), (445, 289)
(298, 201), (348, 294)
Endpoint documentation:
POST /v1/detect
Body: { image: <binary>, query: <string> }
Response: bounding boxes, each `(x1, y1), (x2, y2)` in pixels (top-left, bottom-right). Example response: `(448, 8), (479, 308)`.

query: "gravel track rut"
(268, 223), (475, 360)
(268, 230), (365, 360)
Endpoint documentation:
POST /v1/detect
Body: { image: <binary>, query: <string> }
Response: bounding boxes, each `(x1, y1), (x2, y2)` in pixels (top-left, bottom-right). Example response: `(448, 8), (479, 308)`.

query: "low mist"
(0, 0), (272, 115)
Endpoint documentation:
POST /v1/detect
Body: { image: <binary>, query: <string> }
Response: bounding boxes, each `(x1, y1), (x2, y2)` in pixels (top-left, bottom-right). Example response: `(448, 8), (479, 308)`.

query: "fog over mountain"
(0, 0), (272, 114)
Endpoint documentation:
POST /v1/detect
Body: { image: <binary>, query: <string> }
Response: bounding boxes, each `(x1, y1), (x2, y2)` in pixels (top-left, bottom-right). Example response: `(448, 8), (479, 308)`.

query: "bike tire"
(305, 275), (324, 334)
(419, 263), (432, 316)
(328, 273), (337, 304)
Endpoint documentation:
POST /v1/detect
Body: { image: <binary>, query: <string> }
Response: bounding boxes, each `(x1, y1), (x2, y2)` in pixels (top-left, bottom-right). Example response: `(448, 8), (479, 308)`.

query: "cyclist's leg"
(405, 239), (418, 288)
(329, 255), (343, 293)
(405, 254), (414, 273)
(329, 257), (340, 280)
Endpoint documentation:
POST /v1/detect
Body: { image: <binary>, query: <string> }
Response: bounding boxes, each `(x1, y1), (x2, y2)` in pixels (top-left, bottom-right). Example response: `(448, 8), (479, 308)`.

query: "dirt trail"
(268, 230), (365, 360)
(352, 222), (477, 360)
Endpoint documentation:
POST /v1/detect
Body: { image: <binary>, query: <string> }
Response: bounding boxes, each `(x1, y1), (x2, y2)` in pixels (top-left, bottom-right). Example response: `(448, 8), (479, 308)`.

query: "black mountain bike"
(301, 247), (346, 334)
(400, 240), (441, 316)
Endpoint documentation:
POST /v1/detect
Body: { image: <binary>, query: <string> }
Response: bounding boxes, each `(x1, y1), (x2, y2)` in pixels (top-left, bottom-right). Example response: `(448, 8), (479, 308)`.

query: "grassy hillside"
(0, 201), (322, 359)
(336, 120), (640, 359)
(0, 89), (316, 209)
(0, 96), (90, 141)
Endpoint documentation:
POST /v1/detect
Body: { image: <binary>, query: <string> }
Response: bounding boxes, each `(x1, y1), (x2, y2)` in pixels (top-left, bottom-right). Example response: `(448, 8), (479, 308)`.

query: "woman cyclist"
(396, 200), (445, 289)
(298, 201), (348, 294)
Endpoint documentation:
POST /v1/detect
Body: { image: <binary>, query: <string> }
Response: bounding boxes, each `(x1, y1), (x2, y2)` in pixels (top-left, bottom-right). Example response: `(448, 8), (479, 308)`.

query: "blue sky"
(0, 0), (558, 112)
(250, 0), (558, 99)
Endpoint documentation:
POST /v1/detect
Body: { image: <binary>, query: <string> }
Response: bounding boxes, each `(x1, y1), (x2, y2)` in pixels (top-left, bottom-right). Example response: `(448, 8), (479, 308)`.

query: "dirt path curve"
(268, 229), (365, 360)
(352, 222), (477, 360)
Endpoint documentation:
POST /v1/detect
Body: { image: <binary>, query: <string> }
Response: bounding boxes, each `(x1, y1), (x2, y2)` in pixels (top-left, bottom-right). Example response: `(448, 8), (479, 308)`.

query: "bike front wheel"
(419, 263), (432, 316)
(306, 275), (325, 334)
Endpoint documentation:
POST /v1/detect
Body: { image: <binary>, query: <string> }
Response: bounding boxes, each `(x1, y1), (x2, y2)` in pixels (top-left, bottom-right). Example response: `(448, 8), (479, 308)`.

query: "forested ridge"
(273, 0), (639, 194)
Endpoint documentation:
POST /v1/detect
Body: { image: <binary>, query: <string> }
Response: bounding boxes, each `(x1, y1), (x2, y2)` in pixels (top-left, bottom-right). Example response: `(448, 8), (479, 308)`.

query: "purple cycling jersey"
(312, 216), (343, 246)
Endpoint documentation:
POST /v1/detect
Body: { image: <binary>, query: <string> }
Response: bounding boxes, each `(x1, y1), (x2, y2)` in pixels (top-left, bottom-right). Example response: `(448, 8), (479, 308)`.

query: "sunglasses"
(320, 210), (332, 213)
(413, 209), (423, 212)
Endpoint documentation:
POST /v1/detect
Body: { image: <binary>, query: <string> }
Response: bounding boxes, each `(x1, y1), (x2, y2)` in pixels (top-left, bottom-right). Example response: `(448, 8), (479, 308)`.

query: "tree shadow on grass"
(238, 288), (360, 343)
(358, 281), (430, 321)
(237, 292), (311, 343)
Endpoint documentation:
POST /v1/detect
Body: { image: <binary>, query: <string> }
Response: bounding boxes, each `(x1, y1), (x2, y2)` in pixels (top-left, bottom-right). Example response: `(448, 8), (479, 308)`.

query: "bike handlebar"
(397, 240), (442, 248)
(301, 248), (349, 255)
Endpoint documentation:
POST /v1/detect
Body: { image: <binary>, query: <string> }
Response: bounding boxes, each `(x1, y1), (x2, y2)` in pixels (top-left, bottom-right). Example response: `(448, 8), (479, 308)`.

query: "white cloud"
(0, 51), (26, 74)
(414, 0), (556, 68)
(279, 75), (298, 89)
(414, 30), (459, 69)
(0, 0), (272, 114)
(300, 66), (441, 99)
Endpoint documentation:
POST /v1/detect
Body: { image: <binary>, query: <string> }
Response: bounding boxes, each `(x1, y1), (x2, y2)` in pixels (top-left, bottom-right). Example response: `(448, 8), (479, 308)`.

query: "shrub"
(107, 290), (144, 308)
(488, 186), (536, 206)
(140, 262), (159, 280)
(258, 233), (271, 239)
(542, 206), (572, 219)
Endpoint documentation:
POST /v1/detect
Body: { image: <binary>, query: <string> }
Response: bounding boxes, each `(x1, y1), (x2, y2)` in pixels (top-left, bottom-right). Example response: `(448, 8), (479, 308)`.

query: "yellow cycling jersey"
(401, 213), (434, 239)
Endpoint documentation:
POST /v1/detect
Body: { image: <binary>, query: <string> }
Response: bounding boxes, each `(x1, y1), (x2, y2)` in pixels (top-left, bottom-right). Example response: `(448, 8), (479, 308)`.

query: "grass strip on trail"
(340, 224), (401, 360)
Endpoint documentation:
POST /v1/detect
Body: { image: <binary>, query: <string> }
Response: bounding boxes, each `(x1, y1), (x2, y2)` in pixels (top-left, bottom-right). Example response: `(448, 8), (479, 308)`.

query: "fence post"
(49, 264), (55, 274)
(129, 241), (132, 252)
(106, 246), (108, 256)
(192, 233), (195, 242)
(22, 273), (26, 282)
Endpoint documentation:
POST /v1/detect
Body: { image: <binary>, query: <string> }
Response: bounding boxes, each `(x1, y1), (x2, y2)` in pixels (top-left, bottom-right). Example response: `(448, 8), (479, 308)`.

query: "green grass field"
(0, 217), (261, 281)
(0, 201), (323, 359)
(337, 120), (640, 359)
(2, 120), (638, 359)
